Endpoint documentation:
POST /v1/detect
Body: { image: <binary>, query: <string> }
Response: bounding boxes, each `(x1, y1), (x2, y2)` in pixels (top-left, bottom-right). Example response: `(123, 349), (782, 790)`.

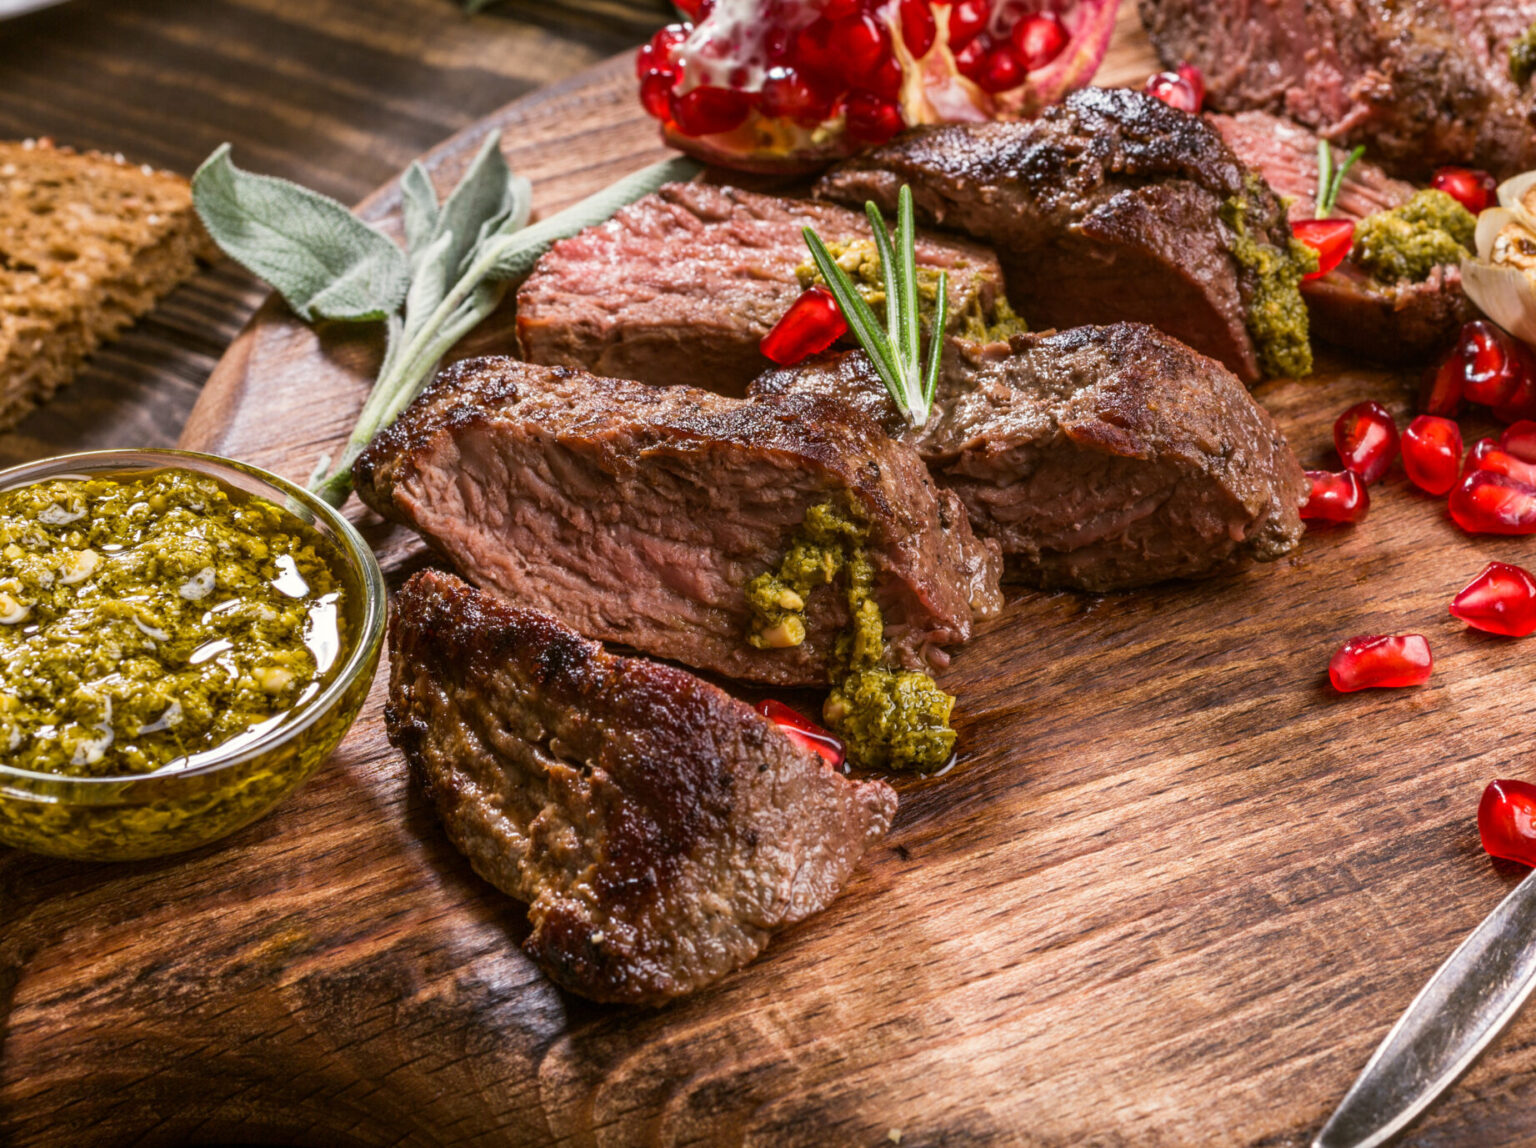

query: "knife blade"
(1315, 867), (1536, 1148)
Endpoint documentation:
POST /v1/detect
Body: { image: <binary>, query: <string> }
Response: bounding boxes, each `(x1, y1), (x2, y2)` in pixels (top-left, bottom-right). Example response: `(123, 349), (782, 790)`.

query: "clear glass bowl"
(0, 449), (386, 861)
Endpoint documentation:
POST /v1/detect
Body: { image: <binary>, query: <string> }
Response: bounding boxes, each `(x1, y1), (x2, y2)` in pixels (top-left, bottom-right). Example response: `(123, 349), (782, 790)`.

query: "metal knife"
(1315, 868), (1536, 1148)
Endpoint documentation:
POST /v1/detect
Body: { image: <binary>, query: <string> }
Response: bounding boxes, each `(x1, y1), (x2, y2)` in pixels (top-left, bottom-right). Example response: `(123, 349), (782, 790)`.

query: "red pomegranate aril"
(844, 91), (904, 145)
(1334, 400), (1400, 484)
(1292, 218), (1355, 280)
(1494, 368), (1536, 424)
(639, 70), (676, 120)
(822, 0), (860, 19)
(954, 36), (990, 80)
(1479, 780), (1536, 867)
(865, 53), (904, 99)
(1451, 561), (1536, 637)
(946, 0), (990, 48)
(1143, 69), (1202, 114)
(1464, 436), (1501, 478)
(756, 699), (846, 768)
(761, 285), (849, 365)
(1502, 420), (1536, 462)
(1478, 447), (1536, 487)
(1402, 415), (1463, 495)
(1421, 353), (1465, 417)
(1328, 634), (1433, 692)
(1012, 13), (1068, 70)
(1458, 319), (1530, 408)
(977, 43), (1025, 92)
(636, 24), (688, 80)
(1176, 62), (1205, 106)
(670, 85), (753, 136)
(1301, 469), (1369, 525)
(1450, 469), (1536, 535)
(831, 14), (890, 86)
(1431, 166), (1498, 216)
(760, 66), (830, 123)
(899, 0), (937, 58)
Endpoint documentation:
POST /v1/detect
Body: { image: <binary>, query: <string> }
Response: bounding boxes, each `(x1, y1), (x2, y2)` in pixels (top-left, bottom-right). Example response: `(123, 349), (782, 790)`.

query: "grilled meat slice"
(1210, 110), (1476, 362)
(388, 569), (897, 1006)
(1139, 0), (1536, 178)
(355, 358), (1002, 686)
(515, 182), (1009, 396)
(814, 88), (1310, 385)
(751, 324), (1308, 592)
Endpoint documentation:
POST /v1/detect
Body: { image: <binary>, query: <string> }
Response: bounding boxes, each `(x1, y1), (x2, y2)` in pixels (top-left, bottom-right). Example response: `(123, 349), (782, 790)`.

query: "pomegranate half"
(638, 0), (1122, 174)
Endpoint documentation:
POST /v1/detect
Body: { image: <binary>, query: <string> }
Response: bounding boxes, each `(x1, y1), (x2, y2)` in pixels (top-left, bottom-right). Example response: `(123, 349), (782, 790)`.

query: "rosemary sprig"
(803, 185), (948, 428)
(1315, 140), (1366, 219)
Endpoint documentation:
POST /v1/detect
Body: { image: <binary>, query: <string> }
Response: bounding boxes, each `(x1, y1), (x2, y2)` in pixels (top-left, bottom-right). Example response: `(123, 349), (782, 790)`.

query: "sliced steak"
(1210, 110), (1477, 362)
(388, 569), (896, 1005)
(751, 324), (1308, 591)
(356, 358), (1002, 686)
(1139, 0), (1536, 178)
(814, 87), (1311, 385)
(515, 181), (1009, 396)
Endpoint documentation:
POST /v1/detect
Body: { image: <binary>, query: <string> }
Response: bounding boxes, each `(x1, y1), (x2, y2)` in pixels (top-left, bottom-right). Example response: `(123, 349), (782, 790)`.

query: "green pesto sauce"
(0, 469), (346, 778)
(1221, 184), (1316, 379)
(1513, 24), (1536, 85)
(1353, 189), (1476, 284)
(796, 238), (1029, 345)
(746, 499), (956, 772)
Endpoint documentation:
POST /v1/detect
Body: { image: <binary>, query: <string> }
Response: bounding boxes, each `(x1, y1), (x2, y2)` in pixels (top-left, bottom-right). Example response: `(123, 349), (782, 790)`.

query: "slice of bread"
(0, 138), (215, 430)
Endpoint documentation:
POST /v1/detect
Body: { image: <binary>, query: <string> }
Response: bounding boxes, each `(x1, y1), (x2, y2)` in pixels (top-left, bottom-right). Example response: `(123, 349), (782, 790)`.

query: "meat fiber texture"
(515, 181), (1008, 396)
(1210, 110), (1477, 362)
(815, 88), (1298, 385)
(751, 324), (1308, 592)
(355, 358), (1003, 686)
(1140, 0), (1536, 179)
(387, 569), (897, 1005)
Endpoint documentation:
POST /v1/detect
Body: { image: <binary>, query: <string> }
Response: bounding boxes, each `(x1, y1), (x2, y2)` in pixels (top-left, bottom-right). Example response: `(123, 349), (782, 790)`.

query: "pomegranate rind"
(993, 1), (1120, 117)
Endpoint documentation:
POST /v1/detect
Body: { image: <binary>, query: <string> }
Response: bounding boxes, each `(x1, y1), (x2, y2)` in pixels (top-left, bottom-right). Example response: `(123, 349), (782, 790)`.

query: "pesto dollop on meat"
(1353, 190), (1475, 284)
(0, 469), (345, 777)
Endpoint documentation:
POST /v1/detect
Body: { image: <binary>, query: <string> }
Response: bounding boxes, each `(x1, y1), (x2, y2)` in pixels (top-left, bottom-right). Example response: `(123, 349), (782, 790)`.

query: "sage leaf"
(400, 162), (440, 267)
(435, 132), (522, 280)
(192, 144), (410, 323)
(483, 156), (702, 281)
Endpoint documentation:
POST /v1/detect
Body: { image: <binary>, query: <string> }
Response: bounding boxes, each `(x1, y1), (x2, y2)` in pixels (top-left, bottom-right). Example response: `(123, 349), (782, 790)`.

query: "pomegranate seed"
(1464, 436), (1501, 478)
(828, 14), (889, 85)
(1502, 420), (1536, 462)
(636, 23), (688, 80)
(639, 70), (676, 120)
(1333, 400), (1400, 484)
(1176, 62), (1206, 107)
(761, 285), (849, 364)
(1328, 634), (1433, 692)
(977, 43), (1025, 92)
(670, 85), (753, 136)
(1301, 470), (1369, 525)
(1011, 14), (1068, 70)
(1451, 561), (1536, 637)
(1292, 218), (1356, 280)
(1421, 352), (1465, 417)
(1457, 320), (1532, 408)
(756, 698), (846, 768)
(1431, 166), (1498, 216)
(947, 0), (990, 48)
(1494, 366), (1536, 424)
(865, 53), (904, 100)
(760, 66), (830, 124)
(899, 0), (937, 58)
(1144, 69), (1202, 114)
(822, 0), (860, 18)
(1450, 469), (1536, 535)
(844, 91), (904, 145)
(954, 36), (990, 80)
(1479, 780), (1536, 867)
(1401, 415), (1463, 495)
(1477, 447), (1536, 486)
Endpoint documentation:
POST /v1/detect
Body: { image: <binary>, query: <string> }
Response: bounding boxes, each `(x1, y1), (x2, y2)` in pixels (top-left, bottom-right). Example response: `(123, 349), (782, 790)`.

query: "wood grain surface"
(8, 9), (1536, 1148)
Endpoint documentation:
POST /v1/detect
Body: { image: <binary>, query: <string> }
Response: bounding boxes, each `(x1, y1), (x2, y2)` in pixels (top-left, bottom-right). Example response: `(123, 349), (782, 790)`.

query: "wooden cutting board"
(9, 12), (1536, 1145)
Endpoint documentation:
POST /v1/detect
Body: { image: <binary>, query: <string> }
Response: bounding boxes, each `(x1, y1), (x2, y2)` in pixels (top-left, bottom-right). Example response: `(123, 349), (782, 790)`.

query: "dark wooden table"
(0, 0), (670, 469)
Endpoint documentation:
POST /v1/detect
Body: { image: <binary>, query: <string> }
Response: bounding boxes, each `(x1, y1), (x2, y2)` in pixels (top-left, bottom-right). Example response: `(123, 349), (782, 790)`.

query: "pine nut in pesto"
(0, 468), (350, 778)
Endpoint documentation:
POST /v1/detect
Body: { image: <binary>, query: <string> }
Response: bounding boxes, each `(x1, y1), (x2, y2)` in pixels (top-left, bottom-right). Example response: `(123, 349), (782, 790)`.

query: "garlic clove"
(1461, 255), (1536, 345)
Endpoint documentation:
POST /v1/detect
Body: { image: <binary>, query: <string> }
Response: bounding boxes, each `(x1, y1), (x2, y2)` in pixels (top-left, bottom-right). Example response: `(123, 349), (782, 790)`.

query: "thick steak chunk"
(814, 88), (1305, 385)
(751, 324), (1307, 591)
(1140, 0), (1536, 178)
(388, 570), (897, 1005)
(355, 358), (1002, 685)
(515, 182), (1008, 395)
(1210, 111), (1476, 361)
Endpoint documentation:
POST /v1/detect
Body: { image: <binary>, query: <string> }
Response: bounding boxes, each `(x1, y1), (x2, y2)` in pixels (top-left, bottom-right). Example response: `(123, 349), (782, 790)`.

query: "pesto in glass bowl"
(0, 449), (385, 861)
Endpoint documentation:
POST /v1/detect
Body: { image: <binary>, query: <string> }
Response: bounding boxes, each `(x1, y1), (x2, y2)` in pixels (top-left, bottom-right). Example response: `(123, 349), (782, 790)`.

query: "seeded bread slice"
(0, 138), (215, 430)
